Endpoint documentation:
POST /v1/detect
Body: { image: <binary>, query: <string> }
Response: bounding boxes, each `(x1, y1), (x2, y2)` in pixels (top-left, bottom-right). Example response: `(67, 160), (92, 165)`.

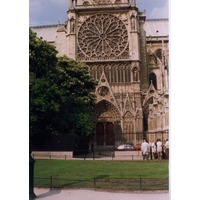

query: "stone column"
(69, 0), (73, 9)
(130, 0), (136, 6)
(138, 14), (148, 92)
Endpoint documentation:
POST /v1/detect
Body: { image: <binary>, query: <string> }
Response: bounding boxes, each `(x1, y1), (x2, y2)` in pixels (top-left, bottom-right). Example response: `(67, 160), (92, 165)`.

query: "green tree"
(29, 29), (97, 150)
(29, 29), (58, 78)
(55, 57), (97, 136)
(30, 29), (60, 148)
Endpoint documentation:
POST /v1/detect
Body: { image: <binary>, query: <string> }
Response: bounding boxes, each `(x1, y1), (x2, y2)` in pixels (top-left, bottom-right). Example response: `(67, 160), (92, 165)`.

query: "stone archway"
(94, 100), (121, 146)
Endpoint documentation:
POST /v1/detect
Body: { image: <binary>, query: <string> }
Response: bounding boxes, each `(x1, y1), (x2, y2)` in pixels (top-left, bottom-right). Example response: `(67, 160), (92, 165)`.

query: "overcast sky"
(29, 0), (169, 26)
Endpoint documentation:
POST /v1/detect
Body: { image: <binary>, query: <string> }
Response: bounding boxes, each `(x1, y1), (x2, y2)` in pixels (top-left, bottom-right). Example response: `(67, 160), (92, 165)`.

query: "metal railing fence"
(34, 176), (168, 191)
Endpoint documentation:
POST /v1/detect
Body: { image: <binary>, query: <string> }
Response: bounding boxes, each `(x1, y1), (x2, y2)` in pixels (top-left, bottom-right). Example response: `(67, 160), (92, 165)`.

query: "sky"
(29, 0), (169, 26)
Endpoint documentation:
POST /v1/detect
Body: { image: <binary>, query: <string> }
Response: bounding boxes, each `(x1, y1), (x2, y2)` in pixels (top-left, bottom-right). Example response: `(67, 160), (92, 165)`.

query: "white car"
(117, 144), (134, 151)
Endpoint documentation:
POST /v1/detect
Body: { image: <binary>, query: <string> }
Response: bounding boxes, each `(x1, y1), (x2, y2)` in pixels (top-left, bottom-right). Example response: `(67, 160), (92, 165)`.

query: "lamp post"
(29, 143), (36, 199)
(29, 71), (36, 199)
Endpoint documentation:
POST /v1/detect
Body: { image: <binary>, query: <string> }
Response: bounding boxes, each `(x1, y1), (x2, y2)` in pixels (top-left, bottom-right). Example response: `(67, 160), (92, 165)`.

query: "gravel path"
(33, 188), (169, 200)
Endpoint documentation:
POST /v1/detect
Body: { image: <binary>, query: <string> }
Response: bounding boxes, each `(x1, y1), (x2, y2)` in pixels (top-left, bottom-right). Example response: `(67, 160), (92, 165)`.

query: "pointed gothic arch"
(123, 111), (134, 143)
(155, 48), (162, 61)
(149, 72), (157, 89)
(95, 100), (121, 146)
(95, 100), (120, 122)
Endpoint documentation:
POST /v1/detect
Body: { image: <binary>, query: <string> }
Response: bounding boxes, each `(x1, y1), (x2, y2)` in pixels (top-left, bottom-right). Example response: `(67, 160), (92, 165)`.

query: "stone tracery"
(88, 63), (133, 83)
(77, 14), (129, 60)
(95, 100), (120, 122)
(92, 0), (112, 4)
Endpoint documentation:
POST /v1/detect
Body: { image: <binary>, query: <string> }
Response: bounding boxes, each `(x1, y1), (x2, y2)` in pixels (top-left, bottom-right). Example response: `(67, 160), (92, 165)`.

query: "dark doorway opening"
(96, 122), (114, 145)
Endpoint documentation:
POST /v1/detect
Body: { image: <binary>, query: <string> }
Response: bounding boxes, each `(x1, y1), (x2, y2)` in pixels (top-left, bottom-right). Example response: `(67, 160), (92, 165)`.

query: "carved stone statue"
(70, 17), (75, 33)
(131, 16), (135, 31)
(133, 67), (139, 81)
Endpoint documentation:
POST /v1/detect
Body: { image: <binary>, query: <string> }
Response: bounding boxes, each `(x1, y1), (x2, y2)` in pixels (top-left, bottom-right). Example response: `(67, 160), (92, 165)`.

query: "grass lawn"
(34, 160), (169, 190)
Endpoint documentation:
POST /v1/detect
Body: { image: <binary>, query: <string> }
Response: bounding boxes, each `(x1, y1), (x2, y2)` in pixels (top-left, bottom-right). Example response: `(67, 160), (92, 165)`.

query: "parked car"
(134, 144), (141, 151)
(117, 144), (135, 151)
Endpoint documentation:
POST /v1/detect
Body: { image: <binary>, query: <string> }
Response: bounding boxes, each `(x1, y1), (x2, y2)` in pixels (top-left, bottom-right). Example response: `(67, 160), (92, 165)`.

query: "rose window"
(98, 86), (109, 97)
(77, 14), (128, 60)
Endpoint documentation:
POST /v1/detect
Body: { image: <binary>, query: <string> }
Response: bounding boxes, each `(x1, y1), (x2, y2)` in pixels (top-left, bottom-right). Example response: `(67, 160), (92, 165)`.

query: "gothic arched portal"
(94, 100), (122, 146)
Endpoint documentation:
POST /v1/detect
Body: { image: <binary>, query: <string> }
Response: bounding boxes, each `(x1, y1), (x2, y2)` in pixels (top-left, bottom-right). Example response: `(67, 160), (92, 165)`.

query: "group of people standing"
(141, 138), (169, 160)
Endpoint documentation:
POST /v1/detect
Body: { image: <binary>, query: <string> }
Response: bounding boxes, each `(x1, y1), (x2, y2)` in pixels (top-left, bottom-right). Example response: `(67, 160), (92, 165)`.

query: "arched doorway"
(94, 100), (121, 146)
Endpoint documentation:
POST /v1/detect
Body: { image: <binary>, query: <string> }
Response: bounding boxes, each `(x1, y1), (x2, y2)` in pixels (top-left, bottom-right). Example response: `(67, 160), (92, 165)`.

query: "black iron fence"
(34, 176), (168, 191)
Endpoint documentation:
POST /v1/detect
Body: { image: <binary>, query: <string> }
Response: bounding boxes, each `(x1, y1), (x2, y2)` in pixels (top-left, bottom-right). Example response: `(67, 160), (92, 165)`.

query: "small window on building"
(155, 49), (162, 61)
(149, 72), (157, 89)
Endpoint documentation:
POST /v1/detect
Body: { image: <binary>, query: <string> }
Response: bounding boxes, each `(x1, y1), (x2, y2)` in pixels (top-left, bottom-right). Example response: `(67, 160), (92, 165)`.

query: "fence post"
(140, 178), (142, 190)
(29, 153), (36, 199)
(93, 152), (95, 160)
(50, 176), (53, 190)
(112, 151), (114, 160)
(93, 178), (96, 188)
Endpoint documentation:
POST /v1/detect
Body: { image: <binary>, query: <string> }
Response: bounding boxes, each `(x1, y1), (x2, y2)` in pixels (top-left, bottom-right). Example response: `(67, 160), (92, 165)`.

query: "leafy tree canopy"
(29, 29), (97, 149)
(29, 29), (58, 78)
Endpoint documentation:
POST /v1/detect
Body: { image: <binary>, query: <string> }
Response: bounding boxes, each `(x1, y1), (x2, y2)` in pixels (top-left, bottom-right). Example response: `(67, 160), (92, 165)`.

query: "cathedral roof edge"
(74, 6), (136, 12)
(30, 24), (63, 29)
(146, 18), (168, 21)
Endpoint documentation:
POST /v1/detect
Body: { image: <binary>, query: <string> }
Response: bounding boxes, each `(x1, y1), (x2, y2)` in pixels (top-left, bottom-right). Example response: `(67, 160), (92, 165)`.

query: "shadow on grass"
(94, 175), (110, 179)
(58, 175), (110, 188)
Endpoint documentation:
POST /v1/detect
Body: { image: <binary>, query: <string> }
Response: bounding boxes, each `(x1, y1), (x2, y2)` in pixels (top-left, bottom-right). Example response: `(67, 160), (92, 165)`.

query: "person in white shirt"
(156, 139), (163, 160)
(164, 139), (169, 159)
(141, 139), (150, 160)
(151, 142), (158, 159)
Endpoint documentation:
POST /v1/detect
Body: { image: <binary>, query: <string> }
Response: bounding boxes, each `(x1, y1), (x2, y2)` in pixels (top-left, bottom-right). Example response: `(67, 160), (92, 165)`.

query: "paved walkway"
(33, 188), (169, 200)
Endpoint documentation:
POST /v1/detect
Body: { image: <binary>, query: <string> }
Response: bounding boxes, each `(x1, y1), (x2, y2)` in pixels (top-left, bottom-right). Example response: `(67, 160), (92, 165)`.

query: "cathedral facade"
(31, 0), (169, 148)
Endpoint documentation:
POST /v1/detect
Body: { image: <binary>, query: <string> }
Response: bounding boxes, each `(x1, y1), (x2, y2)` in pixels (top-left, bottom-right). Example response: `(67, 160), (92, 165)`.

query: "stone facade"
(31, 0), (169, 148)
